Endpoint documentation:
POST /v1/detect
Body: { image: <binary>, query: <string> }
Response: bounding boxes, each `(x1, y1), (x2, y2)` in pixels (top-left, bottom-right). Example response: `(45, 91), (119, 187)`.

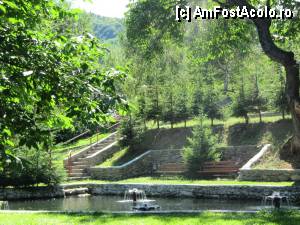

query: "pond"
(5, 195), (297, 212)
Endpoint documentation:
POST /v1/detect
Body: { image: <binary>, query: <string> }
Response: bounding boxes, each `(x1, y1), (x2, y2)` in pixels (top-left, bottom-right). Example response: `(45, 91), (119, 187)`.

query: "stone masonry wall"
(239, 169), (300, 182)
(86, 143), (120, 166)
(89, 146), (259, 181)
(89, 151), (154, 180)
(0, 187), (64, 201)
(238, 144), (300, 181)
(1, 183), (300, 201)
(221, 145), (258, 165)
(88, 183), (300, 201)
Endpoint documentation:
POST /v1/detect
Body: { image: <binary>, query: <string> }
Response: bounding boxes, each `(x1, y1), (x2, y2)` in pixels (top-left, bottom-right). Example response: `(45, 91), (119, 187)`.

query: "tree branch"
(212, 0), (296, 66)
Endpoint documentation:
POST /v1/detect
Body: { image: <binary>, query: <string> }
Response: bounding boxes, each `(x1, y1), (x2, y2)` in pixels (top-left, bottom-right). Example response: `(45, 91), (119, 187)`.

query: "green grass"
(63, 176), (294, 186)
(146, 114), (290, 129)
(100, 147), (129, 167)
(1, 211), (299, 225)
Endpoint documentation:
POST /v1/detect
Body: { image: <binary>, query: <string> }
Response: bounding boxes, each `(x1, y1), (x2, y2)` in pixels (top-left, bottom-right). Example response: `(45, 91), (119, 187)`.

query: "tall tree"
(125, 0), (300, 153)
(0, 0), (125, 171)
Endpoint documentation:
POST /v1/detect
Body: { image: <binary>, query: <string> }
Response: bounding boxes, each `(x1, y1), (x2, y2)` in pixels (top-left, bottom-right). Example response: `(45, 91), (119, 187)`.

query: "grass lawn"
(146, 114), (291, 129)
(1, 211), (299, 225)
(63, 176), (295, 186)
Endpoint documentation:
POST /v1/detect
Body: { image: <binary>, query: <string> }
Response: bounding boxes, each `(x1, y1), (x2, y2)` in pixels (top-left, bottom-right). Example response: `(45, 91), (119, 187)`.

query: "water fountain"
(0, 201), (9, 210)
(118, 188), (155, 203)
(262, 192), (290, 209)
(117, 188), (160, 211)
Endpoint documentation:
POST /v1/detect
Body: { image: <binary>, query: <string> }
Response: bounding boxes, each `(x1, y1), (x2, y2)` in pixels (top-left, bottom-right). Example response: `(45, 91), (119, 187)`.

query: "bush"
(0, 152), (61, 188)
(183, 118), (220, 177)
(119, 115), (145, 150)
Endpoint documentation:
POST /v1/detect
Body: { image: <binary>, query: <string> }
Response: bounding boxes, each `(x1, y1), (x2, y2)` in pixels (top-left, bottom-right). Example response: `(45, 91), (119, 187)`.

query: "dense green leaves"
(0, 0), (126, 184)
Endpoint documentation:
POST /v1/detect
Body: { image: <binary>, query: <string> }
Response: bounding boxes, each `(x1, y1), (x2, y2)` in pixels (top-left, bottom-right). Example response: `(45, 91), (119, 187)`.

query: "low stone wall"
(89, 146), (259, 180)
(1, 184), (300, 201)
(239, 169), (300, 182)
(238, 144), (300, 182)
(85, 184), (300, 201)
(0, 187), (64, 201)
(86, 143), (120, 166)
(89, 151), (154, 180)
(221, 145), (258, 165)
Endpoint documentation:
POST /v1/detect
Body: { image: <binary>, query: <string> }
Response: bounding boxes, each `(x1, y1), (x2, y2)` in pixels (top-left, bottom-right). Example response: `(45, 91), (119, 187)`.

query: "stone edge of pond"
(0, 209), (260, 214)
(2, 183), (300, 201)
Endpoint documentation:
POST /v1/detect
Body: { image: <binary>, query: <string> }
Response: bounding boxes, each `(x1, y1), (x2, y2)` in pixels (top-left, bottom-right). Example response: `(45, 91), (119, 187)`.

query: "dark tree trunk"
(211, 118), (214, 126)
(259, 110), (262, 123)
(215, 0), (300, 153)
(282, 111), (285, 120)
(184, 120), (187, 128)
(244, 114), (249, 125)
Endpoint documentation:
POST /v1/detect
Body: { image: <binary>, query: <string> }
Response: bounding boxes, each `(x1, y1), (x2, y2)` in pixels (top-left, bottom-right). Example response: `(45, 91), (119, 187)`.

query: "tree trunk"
(213, 0), (300, 154)
(244, 114), (249, 125)
(211, 118), (214, 126)
(184, 120), (187, 128)
(282, 111), (285, 120)
(157, 119), (160, 129)
(259, 110), (262, 123)
(286, 63), (300, 153)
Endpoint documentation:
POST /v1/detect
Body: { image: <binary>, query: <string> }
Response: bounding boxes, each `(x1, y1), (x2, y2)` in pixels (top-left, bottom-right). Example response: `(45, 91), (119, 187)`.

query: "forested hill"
(90, 14), (124, 40)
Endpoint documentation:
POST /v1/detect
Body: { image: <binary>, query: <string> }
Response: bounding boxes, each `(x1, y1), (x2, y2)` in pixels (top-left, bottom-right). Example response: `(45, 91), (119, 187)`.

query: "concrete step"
(69, 172), (87, 177)
(68, 176), (91, 181)
(70, 165), (88, 169)
(71, 169), (85, 172)
(72, 161), (89, 166)
(77, 157), (89, 161)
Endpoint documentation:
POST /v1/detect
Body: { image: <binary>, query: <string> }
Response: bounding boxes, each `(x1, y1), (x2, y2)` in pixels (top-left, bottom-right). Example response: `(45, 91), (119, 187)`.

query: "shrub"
(183, 118), (220, 176)
(119, 115), (145, 150)
(0, 152), (61, 188)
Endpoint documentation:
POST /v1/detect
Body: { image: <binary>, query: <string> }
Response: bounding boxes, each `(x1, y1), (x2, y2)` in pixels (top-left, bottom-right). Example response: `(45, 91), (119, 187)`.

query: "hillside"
(91, 14), (124, 41)
(101, 118), (295, 168)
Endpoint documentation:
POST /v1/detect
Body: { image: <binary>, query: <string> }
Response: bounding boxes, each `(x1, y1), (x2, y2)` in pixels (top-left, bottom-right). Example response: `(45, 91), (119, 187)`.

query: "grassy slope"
(100, 115), (293, 168)
(1, 211), (299, 225)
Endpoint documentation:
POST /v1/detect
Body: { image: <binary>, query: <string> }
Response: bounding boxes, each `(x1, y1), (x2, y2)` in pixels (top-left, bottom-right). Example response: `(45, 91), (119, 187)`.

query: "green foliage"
(125, 0), (187, 58)
(183, 117), (220, 176)
(0, 0), (127, 185)
(231, 85), (252, 124)
(0, 147), (61, 187)
(119, 115), (145, 150)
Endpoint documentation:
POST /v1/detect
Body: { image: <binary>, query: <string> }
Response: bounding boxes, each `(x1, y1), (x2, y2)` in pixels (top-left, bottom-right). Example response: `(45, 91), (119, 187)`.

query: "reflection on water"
(6, 196), (297, 212)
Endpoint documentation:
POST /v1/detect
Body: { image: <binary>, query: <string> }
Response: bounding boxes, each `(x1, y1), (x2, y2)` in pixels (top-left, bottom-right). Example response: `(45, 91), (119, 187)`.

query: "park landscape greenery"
(0, 0), (300, 224)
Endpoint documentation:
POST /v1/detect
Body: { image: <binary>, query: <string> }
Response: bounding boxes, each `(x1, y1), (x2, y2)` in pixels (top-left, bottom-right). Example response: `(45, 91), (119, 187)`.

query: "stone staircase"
(64, 132), (120, 181)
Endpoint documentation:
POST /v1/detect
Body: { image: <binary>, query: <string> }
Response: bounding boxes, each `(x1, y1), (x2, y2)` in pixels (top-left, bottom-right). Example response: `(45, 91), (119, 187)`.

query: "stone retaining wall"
(2, 184), (300, 201)
(89, 151), (154, 180)
(238, 144), (300, 182)
(86, 143), (120, 166)
(239, 169), (300, 182)
(0, 187), (64, 201)
(88, 184), (300, 201)
(89, 149), (183, 180)
(89, 146), (258, 180)
(221, 145), (258, 165)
